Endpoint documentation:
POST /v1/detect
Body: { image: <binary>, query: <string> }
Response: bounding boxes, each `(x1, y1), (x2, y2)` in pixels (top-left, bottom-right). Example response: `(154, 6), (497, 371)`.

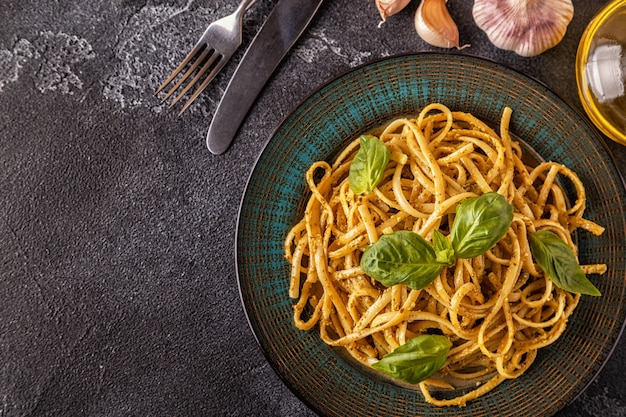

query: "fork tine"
(177, 55), (225, 115)
(160, 47), (211, 103)
(157, 0), (258, 113)
(154, 44), (203, 95)
(169, 52), (220, 109)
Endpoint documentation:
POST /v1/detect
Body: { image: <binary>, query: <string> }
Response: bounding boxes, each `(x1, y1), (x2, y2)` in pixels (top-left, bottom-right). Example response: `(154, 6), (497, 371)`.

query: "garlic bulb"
(473, 0), (574, 57)
(414, 0), (461, 49)
(376, 0), (412, 22)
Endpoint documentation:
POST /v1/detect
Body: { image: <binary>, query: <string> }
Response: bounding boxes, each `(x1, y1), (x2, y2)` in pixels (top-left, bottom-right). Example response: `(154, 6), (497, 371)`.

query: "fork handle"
(235, 0), (259, 16)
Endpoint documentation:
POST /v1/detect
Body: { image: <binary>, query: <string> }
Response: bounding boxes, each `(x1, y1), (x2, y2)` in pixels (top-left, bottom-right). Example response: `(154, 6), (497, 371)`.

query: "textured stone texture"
(0, 0), (624, 416)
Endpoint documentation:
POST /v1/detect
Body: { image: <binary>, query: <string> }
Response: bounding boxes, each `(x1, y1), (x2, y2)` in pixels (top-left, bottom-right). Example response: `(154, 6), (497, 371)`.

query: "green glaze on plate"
(236, 53), (626, 417)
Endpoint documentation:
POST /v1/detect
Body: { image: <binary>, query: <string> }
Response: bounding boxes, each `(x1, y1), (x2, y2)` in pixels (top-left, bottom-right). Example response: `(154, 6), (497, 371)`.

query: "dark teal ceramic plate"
(236, 53), (626, 417)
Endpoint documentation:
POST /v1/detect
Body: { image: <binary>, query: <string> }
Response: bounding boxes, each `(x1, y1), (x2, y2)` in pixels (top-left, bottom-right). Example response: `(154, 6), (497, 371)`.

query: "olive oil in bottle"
(576, 0), (626, 145)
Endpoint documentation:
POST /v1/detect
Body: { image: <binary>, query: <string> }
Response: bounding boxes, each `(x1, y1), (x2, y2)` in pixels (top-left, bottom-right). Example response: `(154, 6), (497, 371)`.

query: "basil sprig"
(361, 192), (513, 290)
(432, 229), (455, 266)
(450, 192), (514, 259)
(372, 334), (452, 384)
(529, 230), (601, 296)
(349, 135), (390, 195)
(360, 230), (444, 289)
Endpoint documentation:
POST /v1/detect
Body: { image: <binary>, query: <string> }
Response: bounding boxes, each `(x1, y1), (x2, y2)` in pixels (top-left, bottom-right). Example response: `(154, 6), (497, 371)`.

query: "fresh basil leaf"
(360, 231), (443, 290)
(450, 192), (513, 259)
(432, 229), (455, 266)
(530, 230), (601, 296)
(372, 334), (452, 384)
(349, 135), (391, 195)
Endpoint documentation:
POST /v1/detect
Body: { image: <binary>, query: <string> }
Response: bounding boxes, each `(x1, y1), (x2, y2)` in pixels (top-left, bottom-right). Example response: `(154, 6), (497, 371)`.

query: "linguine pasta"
(284, 103), (606, 406)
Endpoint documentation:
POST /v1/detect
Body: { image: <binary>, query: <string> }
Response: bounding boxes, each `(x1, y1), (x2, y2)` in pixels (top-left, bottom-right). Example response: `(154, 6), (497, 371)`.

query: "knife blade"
(206, 0), (324, 154)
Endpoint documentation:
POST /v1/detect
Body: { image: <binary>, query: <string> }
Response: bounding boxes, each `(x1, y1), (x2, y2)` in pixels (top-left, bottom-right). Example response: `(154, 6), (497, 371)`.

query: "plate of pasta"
(236, 53), (626, 416)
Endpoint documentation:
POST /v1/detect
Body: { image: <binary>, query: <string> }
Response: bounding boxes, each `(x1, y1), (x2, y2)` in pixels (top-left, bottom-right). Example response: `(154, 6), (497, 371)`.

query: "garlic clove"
(414, 0), (461, 49)
(376, 0), (412, 23)
(472, 0), (574, 57)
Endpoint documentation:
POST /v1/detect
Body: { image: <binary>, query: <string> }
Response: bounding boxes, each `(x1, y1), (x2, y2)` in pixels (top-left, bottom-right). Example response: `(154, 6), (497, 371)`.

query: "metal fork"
(155, 0), (258, 114)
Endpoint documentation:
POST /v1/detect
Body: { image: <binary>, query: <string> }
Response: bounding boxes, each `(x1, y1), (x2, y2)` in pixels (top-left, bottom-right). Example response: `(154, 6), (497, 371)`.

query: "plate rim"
(235, 51), (626, 416)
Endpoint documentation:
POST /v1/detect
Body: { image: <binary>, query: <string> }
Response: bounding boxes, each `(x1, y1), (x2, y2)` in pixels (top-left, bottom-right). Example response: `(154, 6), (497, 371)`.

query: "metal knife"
(206, 0), (324, 154)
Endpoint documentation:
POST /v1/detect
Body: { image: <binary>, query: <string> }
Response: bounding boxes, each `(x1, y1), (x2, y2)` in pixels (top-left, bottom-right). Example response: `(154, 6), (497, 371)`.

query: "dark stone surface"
(0, 0), (624, 416)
